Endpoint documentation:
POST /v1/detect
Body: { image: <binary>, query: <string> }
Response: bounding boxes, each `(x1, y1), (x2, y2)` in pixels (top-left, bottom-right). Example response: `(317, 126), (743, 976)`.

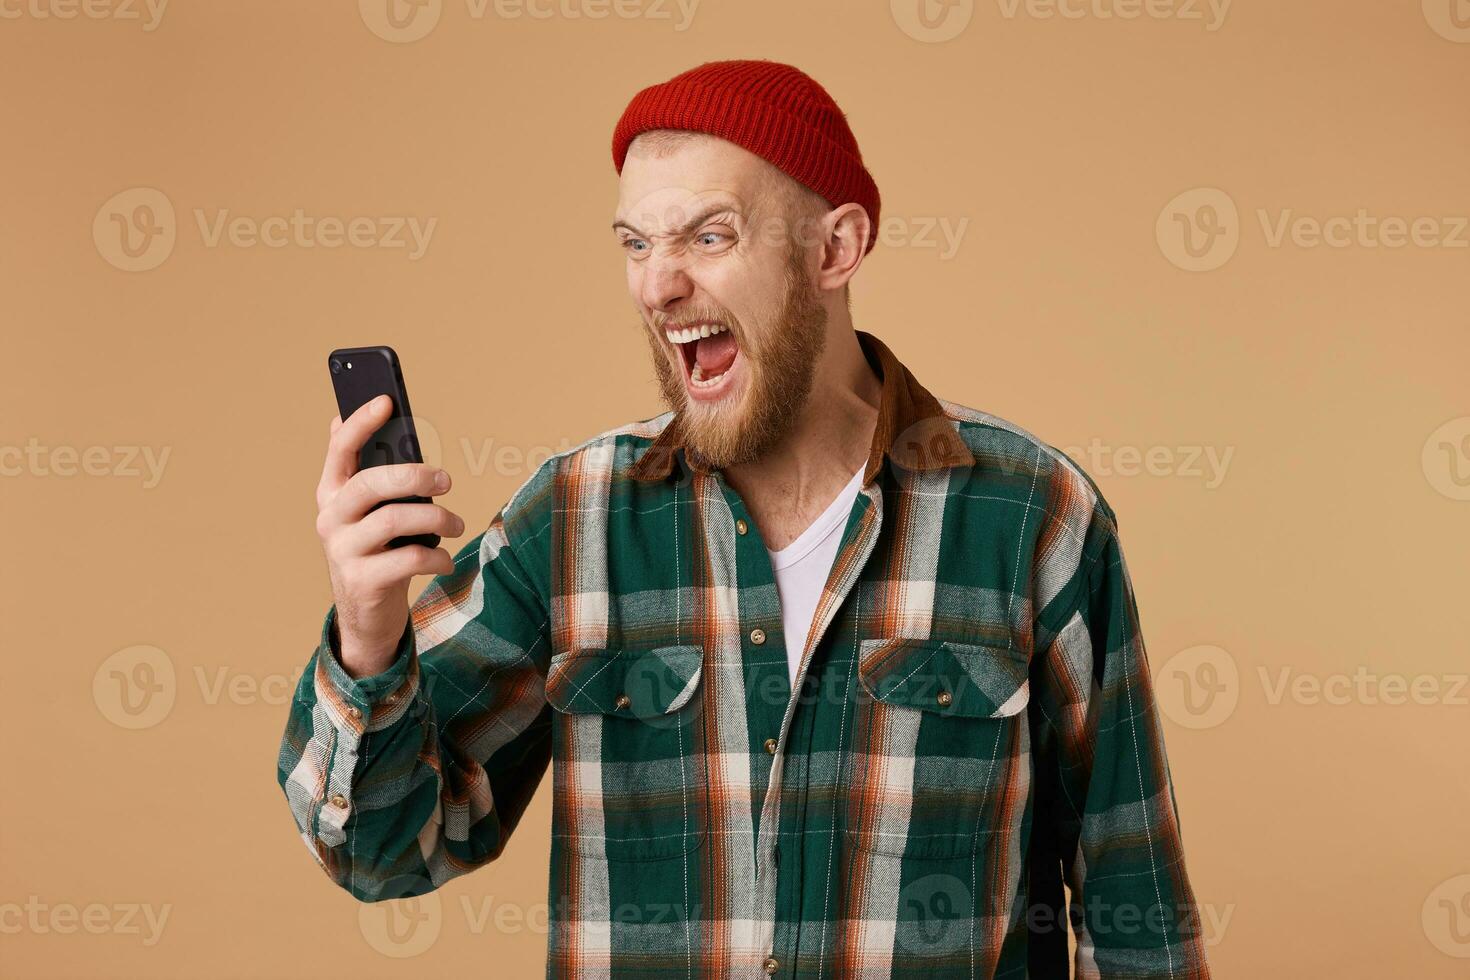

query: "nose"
(637, 251), (694, 315)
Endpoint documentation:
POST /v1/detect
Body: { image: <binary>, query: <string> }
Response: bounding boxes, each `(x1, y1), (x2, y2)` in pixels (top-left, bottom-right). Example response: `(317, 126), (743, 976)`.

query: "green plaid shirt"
(278, 330), (1210, 979)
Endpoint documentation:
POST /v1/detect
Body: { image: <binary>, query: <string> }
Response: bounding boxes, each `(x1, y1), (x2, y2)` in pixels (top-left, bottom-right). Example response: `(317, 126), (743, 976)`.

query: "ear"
(815, 203), (871, 292)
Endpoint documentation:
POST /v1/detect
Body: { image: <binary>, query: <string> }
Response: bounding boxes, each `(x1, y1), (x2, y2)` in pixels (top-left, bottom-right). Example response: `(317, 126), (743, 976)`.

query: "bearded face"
(642, 243), (829, 471)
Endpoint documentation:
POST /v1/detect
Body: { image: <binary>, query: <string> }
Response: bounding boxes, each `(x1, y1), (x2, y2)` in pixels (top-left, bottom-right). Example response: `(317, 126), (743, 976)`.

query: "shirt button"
(735, 518), (748, 535)
(763, 957), (780, 975)
(936, 690), (953, 707)
(329, 793), (348, 809)
(347, 705), (362, 720)
(750, 628), (766, 645)
(614, 693), (631, 710)
(763, 737), (778, 755)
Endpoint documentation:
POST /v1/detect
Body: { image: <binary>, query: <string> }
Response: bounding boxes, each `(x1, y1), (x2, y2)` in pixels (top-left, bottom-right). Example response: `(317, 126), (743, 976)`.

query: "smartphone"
(327, 346), (441, 551)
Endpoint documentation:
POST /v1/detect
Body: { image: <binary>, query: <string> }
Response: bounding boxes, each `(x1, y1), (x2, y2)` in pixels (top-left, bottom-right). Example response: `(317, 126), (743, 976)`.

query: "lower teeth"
(690, 363), (726, 387)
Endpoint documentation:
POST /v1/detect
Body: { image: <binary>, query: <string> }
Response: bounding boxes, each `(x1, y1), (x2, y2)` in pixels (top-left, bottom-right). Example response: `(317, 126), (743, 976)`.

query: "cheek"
(690, 270), (751, 322)
(723, 276), (785, 329)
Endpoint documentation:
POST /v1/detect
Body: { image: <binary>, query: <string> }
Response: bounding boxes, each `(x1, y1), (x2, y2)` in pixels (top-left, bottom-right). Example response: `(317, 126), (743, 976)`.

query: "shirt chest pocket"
(544, 643), (708, 862)
(846, 636), (1031, 859)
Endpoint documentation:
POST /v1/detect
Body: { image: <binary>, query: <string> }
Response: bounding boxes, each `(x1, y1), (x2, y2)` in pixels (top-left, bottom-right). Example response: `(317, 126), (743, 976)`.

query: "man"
(279, 59), (1211, 979)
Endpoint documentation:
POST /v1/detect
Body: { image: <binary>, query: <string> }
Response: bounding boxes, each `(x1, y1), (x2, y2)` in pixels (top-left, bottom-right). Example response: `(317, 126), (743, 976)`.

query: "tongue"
(693, 331), (737, 374)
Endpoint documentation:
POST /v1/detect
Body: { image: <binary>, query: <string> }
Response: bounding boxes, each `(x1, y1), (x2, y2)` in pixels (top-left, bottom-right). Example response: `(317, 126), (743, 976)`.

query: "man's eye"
(696, 231), (729, 247)
(621, 238), (649, 254)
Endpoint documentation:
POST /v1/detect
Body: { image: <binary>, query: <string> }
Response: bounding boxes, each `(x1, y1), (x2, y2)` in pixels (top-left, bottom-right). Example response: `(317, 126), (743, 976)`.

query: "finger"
(338, 503), (465, 556)
(319, 394), (393, 496)
(325, 464), (450, 525)
(358, 545), (457, 587)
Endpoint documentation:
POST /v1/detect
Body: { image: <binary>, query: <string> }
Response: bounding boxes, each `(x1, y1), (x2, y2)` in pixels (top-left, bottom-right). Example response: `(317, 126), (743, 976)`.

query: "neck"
(723, 325), (881, 525)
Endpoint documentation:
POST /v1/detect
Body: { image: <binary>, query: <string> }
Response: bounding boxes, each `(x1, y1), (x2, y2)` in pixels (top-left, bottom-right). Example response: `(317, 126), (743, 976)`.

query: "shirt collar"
(628, 329), (973, 485)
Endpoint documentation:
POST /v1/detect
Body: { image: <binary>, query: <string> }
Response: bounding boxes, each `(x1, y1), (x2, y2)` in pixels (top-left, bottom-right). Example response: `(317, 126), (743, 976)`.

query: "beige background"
(2, 0), (1467, 976)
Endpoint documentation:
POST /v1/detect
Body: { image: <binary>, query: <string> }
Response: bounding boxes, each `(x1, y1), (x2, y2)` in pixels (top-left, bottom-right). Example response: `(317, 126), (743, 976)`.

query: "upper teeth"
(665, 322), (727, 345)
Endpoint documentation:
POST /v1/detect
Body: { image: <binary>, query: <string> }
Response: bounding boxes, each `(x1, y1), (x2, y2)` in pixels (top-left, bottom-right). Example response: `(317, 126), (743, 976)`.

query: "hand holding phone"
(328, 346), (441, 550)
(315, 347), (464, 678)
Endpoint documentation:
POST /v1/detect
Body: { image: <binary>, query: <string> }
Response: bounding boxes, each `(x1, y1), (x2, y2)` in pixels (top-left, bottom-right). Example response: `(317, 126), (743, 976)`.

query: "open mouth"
(665, 321), (740, 400)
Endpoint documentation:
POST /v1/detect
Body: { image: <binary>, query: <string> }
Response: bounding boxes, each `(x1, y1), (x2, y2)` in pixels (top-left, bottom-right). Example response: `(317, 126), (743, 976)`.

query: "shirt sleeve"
(276, 477), (554, 903)
(1029, 475), (1212, 978)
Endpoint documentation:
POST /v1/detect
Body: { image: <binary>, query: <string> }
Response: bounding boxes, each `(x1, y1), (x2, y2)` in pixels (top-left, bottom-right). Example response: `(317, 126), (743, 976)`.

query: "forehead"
(614, 134), (784, 232)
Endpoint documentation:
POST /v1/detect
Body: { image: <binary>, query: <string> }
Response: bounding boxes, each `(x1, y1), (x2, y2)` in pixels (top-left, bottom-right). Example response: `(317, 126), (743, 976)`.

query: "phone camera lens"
(330, 359), (342, 375)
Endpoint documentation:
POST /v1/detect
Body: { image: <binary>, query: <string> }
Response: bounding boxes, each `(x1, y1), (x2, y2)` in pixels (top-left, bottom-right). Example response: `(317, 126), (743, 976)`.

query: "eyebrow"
(611, 204), (739, 239)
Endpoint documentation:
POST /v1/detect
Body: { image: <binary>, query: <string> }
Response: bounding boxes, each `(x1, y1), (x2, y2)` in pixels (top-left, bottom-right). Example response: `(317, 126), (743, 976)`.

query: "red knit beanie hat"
(612, 60), (882, 255)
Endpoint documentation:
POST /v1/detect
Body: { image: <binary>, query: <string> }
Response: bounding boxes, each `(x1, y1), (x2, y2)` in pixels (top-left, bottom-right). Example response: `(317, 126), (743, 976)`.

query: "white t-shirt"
(766, 466), (866, 685)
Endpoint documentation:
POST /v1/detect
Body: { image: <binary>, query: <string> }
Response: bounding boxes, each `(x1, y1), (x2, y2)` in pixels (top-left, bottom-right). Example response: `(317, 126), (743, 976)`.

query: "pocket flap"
(858, 637), (1029, 718)
(546, 644), (704, 719)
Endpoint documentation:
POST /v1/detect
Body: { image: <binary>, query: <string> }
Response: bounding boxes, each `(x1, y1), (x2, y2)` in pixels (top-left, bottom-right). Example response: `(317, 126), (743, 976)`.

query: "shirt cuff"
(312, 605), (420, 736)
